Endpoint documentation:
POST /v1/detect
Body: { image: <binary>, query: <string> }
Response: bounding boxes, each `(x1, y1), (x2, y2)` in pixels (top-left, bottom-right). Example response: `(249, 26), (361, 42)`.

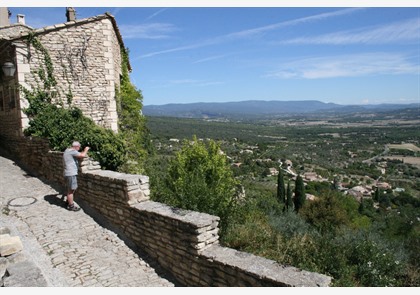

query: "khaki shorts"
(65, 175), (78, 191)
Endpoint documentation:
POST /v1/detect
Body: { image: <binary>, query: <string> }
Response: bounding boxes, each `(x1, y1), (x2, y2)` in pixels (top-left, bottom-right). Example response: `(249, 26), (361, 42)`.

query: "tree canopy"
(154, 136), (239, 231)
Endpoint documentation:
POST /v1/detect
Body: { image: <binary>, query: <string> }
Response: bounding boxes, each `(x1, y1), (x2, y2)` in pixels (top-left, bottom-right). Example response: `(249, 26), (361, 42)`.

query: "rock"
(3, 260), (48, 287)
(0, 227), (11, 235)
(0, 234), (23, 257)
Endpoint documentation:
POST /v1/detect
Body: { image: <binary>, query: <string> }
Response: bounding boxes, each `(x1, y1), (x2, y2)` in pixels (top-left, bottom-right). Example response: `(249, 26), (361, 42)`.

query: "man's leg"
(67, 189), (75, 206)
(66, 176), (80, 211)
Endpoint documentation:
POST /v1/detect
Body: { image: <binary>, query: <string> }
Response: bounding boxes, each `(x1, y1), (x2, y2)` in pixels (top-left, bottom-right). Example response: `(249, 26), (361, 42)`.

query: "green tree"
(155, 136), (239, 231)
(294, 174), (305, 213)
(116, 48), (151, 174)
(373, 187), (380, 202)
(277, 169), (286, 206)
(286, 181), (293, 212)
(379, 192), (391, 209)
(300, 191), (350, 233)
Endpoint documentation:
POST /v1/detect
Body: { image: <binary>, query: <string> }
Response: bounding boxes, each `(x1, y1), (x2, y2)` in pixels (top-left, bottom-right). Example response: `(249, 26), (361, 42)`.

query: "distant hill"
(143, 100), (419, 119)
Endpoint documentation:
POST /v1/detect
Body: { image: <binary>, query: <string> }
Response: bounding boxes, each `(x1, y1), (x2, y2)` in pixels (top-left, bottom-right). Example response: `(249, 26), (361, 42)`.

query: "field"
(387, 143), (420, 152)
(383, 156), (420, 167)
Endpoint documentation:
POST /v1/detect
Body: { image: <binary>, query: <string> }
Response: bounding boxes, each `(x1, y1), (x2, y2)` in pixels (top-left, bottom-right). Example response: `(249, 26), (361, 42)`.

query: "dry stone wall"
(1, 137), (332, 287)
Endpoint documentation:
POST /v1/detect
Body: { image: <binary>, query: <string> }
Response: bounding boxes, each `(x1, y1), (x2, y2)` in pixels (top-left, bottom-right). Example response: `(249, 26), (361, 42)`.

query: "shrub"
(24, 104), (126, 170)
(154, 136), (239, 231)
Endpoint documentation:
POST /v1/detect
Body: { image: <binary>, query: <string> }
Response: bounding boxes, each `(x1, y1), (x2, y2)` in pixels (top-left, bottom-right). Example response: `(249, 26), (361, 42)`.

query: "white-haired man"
(63, 141), (90, 211)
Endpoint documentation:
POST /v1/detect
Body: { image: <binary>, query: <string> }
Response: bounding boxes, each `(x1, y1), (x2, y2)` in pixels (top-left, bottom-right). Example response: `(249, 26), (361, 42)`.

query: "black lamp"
(2, 61), (16, 77)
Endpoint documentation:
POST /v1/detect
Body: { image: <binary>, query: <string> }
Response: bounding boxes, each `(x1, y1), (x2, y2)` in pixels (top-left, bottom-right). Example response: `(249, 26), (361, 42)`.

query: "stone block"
(0, 234), (23, 257)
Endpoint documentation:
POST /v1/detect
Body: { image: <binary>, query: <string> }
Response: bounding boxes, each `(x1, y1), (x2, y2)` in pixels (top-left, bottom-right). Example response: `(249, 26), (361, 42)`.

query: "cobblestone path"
(0, 154), (176, 287)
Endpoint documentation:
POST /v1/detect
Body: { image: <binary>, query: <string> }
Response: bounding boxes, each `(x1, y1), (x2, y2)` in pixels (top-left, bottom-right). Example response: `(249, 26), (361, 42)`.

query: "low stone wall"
(1, 136), (332, 287)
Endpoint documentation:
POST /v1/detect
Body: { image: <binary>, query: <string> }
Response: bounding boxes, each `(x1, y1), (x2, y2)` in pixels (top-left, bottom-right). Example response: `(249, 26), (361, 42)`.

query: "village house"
(375, 182), (392, 190)
(303, 172), (318, 181)
(284, 159), (293, 168)
(0, 7), (127, 149)
(346, 185), (373, 202)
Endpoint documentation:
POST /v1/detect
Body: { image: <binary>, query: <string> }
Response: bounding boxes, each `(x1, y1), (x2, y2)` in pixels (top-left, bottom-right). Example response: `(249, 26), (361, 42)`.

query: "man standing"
(63, 141), (90, 211)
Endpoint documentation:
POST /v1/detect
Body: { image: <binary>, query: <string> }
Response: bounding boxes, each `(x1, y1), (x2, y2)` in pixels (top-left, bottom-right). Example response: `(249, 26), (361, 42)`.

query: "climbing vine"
(26, 32), (57, 90)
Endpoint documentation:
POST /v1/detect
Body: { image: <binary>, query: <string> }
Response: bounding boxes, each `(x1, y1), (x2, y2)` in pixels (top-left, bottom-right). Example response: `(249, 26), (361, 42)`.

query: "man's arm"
(76, 146), (90, 158)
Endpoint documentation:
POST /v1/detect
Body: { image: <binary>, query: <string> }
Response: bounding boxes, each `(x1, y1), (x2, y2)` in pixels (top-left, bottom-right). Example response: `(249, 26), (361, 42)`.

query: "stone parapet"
(0, 136), (332, 287)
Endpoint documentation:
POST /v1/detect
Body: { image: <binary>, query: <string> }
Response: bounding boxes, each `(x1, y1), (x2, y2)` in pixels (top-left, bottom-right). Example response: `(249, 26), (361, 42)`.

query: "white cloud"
(193, 54), (228, 64)
(227, 8), (364, 39)
(265, 53), (418, 79)
(144, 8), (169, 21)
(119, 23), (178, 39)
(139, 8), (363, 58)
(282, 18), (420, 45)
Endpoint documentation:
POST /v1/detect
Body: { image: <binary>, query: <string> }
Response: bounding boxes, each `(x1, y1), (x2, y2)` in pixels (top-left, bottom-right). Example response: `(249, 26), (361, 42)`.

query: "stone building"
(0, 7), (127, 146)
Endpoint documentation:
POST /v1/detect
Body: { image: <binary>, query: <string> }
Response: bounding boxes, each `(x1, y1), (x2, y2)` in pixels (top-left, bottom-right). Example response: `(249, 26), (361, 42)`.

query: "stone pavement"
(0, 153), (177, 287)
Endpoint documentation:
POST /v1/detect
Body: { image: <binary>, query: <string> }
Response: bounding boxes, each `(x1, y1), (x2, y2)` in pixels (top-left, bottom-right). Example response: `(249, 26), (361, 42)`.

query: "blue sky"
(5, 2), (420, 106)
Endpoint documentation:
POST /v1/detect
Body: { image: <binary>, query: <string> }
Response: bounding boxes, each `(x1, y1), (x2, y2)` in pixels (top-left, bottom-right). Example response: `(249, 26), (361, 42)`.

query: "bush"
(24, 104), (126, 170)
(335, 229), (407, 286)
(154, 136), (239, 231)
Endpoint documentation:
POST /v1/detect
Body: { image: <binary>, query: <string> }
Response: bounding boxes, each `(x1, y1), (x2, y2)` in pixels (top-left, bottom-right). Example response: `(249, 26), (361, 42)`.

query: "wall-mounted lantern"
(2, 62), (16, 77)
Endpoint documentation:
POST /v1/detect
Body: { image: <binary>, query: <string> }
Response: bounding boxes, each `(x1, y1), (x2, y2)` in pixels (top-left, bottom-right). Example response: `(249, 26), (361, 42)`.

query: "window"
(8, 84), (16, 109)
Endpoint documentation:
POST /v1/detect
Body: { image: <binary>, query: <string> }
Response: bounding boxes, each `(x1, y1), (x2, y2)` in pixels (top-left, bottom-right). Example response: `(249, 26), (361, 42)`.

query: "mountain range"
(143, 100), (419, 119)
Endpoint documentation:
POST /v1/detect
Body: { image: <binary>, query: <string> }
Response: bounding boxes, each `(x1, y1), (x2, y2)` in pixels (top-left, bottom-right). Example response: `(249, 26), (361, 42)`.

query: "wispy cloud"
(119, 23), (178, 39)
(138, 39), (220, 58)
(193, 54), (229, 64)
(139, 8), (363, 59)
(282, 18), (420, 45)
(226, 8), (364, 39)
(144, 8), (169, 21)
(265, 53), (418, 79)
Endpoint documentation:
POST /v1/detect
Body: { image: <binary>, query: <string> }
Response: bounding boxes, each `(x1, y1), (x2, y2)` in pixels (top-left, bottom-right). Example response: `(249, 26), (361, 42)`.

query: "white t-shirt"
(63, 148), (81, 176)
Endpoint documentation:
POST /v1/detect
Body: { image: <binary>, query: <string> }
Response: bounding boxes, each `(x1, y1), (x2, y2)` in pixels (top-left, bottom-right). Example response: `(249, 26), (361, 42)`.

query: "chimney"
(17, 14), (25, 25)
(66, 7), (76, 21)
(0, 7), (11, 27)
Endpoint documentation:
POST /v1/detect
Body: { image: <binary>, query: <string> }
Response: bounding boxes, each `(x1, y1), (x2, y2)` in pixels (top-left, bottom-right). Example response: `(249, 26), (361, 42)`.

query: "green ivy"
(26, 32), (57, 90)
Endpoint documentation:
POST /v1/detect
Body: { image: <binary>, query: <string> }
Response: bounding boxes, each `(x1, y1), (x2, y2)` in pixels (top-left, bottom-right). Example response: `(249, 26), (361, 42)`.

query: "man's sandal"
(67, 204), (81, 211)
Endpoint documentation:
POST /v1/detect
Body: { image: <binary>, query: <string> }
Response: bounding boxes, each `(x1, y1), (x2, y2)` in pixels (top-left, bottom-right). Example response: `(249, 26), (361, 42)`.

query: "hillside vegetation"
(144, 112), (419, 287)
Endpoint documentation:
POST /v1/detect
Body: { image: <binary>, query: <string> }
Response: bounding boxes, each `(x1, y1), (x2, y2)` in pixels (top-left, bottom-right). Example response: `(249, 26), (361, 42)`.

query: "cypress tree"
(277, 169), (286, 205)
(294, 174), (305, 213)
(286, 181), (293, 211)
(374, 187), (380, 202)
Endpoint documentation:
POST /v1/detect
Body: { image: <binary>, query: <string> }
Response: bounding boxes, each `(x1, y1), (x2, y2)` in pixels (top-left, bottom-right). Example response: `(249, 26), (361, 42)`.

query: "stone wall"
(1, 137), (332, 287)
(20, 15), (120, 132)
